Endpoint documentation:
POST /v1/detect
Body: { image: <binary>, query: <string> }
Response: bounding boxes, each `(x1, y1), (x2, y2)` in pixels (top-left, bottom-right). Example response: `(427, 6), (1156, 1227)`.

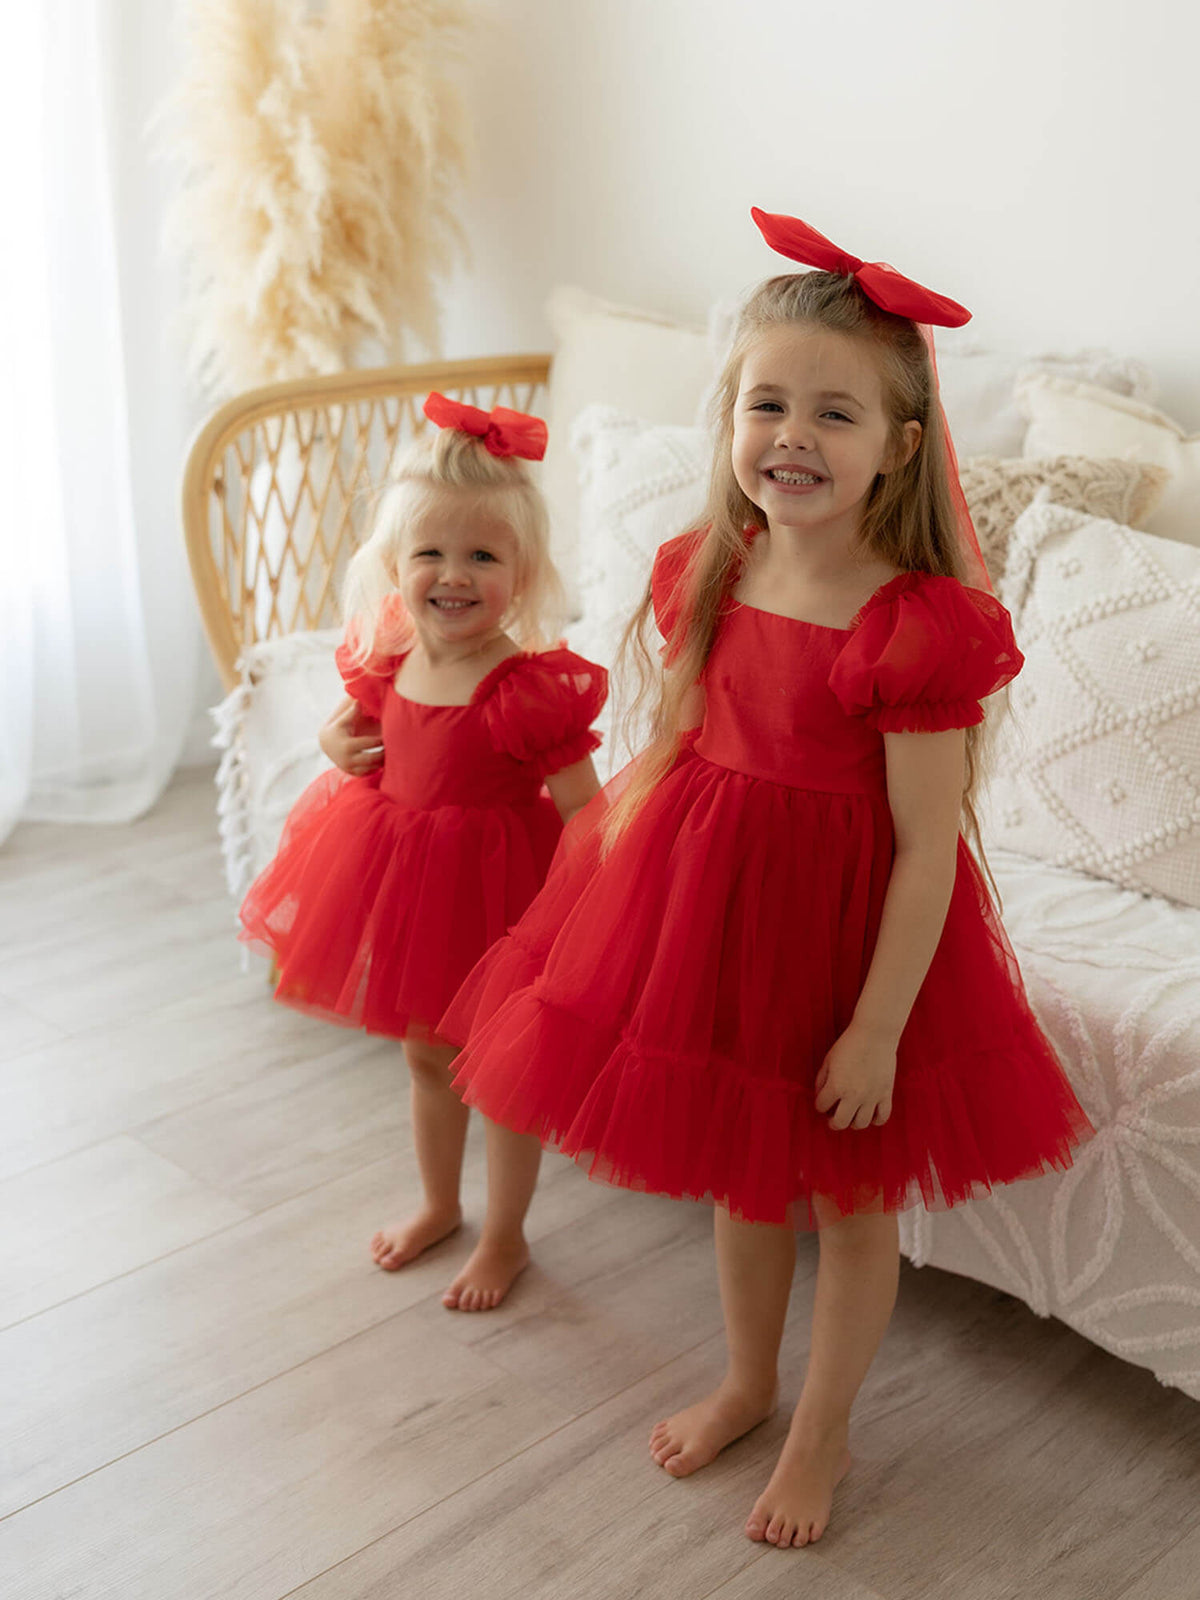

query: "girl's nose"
(775, 419), (814, 452)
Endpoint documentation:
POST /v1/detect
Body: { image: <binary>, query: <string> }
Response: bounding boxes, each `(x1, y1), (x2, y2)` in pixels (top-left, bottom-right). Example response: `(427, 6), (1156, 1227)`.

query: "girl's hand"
(319, 696), (384, 776)
(814, 1023), (897, 1131)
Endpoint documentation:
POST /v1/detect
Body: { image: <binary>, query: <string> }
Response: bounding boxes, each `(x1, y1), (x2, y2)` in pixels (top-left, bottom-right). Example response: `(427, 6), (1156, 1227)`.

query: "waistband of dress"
(689, 746), (883, 798)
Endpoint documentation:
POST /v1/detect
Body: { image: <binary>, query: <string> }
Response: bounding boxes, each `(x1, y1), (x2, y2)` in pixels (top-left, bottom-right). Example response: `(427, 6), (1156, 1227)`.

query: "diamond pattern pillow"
(984, 495), (1200, 906)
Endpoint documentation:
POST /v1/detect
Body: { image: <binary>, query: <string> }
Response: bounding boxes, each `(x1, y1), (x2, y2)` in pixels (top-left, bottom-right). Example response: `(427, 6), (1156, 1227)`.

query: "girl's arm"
(545, 755), (602, 825)
(319, 695), (384, 775)
(814, 725), (965, 1130)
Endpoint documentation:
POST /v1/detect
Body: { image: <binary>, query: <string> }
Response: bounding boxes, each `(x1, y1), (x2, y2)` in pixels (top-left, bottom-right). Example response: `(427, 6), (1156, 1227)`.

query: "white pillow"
(1019, 374), (1200, 547)
(210, 630), (343, 901)
(543, 288), (716, 609)
(566, 407), (710, 775)
(983, 494), (1200, 908)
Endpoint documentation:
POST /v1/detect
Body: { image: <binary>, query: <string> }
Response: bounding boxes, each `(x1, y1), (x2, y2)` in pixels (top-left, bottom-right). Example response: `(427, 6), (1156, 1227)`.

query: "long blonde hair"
(608, 269), (993, 867)
(342, 424), (564, 661)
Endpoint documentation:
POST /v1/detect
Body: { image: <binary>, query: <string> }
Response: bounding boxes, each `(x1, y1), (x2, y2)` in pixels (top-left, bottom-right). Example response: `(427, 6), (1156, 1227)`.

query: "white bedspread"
(902, 848), (1200, 1400)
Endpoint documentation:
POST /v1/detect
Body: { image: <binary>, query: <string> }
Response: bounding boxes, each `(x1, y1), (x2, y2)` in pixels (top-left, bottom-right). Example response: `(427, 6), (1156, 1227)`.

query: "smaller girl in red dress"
(440, 215), (1093, 1545)
(239, 395), (606, 1300)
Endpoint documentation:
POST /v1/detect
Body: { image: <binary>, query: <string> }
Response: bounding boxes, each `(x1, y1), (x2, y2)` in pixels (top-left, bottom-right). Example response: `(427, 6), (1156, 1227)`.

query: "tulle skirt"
(442, 752), (1093, 1226)
(240, 769), (562, 1041)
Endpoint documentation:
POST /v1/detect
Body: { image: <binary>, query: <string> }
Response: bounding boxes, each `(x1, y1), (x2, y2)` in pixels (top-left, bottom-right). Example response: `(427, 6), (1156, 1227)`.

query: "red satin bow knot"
(750, 208), (971, 329)
(422, 392), (548, 461)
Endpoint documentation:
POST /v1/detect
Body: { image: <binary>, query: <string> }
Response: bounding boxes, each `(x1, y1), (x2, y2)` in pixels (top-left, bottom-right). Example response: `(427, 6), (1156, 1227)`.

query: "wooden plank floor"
(2, 768), (1199, 1600)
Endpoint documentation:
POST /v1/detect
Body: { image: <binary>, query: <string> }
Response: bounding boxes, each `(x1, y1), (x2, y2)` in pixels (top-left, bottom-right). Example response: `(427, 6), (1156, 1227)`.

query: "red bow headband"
(750, 208), (971, 329)
(422, 392), (548, 461)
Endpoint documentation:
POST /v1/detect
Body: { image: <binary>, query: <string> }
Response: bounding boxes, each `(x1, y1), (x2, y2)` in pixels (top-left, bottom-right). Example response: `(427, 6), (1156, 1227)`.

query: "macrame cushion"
(901, 845), (1200, 1402)
(960, 454), (1169, 581)
(210, 630), (343, 901)
(1019, 374), (1200, 547)
(983, 495), (1200, 907)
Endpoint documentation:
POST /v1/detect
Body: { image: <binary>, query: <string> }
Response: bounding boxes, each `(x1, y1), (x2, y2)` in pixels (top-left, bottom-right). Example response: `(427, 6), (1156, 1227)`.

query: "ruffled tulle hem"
(451, 988), (1094, 1229)
(239, 931), (454, 1043)
(239, 769), (561, 1043)
(438, 925), (546, 1046)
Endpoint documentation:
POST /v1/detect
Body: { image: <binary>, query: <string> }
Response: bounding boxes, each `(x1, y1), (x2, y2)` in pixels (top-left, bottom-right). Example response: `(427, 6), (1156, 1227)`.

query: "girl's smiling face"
(731, 324), (919, 541)
(398, 492), (520, 643)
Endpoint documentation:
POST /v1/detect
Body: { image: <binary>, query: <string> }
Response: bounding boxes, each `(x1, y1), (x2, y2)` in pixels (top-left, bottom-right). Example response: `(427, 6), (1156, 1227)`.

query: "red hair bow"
(751, 208), (971, 329)
(422, 392), (548, 461)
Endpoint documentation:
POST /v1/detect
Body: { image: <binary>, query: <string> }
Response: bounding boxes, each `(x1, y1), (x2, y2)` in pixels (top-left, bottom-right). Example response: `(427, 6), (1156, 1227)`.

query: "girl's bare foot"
(442, 1234), (530, 1311)
(744, 1419), (851, 1548)
(370, 1206), (462, 1271)
(648, 1379), (776, 1477)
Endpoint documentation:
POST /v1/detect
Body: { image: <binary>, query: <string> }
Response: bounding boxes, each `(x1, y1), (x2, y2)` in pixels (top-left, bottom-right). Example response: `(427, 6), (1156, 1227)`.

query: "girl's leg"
(370, 1037), (468, 1270)
(649, 1207), (795, 1476)
(443, 1118), (542, 1312)
(745, 1206), (899, 1549)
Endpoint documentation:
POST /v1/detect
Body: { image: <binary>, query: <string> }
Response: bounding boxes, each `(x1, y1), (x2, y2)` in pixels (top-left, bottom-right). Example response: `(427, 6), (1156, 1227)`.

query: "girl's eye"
(471, 549), (498, 563)
(752, 401), (784, 413)
(822, 411), (852, 424)
(413, 548), (440, 559)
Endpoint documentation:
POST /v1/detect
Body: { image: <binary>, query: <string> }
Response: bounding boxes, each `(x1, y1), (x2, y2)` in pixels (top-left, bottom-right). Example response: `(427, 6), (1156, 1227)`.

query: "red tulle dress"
(239, 644), (608, 1042)
(441, 535), (1093, 1227)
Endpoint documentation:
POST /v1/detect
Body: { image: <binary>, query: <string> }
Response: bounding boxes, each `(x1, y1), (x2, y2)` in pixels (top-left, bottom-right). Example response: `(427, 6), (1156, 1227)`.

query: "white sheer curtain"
(0, 1), (203, 845)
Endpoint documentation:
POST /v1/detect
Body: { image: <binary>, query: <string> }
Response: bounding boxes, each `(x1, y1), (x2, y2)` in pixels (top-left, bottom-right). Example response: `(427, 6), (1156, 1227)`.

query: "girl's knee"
(404, 1037), (459, 1084)
(818, 1206), (899, 1255)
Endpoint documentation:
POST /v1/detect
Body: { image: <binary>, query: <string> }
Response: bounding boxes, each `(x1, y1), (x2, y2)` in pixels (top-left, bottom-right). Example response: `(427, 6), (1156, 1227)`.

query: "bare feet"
(370, 1206), (461, 1272)
(648, 1380), (776, 1478)
(442, 1234), (530, 1312)
(744, 1419), (851, 1548)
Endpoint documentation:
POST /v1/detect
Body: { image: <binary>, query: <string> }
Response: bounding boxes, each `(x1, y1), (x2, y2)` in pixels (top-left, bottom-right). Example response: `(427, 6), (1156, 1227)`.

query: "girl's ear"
(882, 420), (922, 474)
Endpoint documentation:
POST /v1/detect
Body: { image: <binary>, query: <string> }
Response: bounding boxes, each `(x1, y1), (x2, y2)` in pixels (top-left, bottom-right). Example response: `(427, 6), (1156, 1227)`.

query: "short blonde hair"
(343, 425), (564, 660)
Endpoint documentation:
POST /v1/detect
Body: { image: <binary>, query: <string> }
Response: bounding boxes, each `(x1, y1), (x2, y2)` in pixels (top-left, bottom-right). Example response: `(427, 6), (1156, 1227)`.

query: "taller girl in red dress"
(440, 212), (1092, 1546)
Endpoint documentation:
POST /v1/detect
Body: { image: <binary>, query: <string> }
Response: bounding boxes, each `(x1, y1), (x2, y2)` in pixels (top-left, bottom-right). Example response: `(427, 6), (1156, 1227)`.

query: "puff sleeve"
(651, 532), (703, 665)
(828, 573), (1023, 733)
(334, 641), (400, 720)
(482, 649), (609, 777)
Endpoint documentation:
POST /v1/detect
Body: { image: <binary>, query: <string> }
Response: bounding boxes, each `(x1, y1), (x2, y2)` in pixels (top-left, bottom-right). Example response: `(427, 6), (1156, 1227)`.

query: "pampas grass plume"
(161, 0), (471, 399)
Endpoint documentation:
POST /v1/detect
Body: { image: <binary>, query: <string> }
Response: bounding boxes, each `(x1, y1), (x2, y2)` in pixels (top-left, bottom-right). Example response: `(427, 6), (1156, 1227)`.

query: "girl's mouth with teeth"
(430, 597), (476, 611)
(767, 468), (824, 486)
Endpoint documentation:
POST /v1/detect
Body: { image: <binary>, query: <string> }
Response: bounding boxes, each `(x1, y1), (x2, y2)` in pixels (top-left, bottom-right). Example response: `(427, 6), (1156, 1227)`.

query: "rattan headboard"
(181, 353), (552, 689)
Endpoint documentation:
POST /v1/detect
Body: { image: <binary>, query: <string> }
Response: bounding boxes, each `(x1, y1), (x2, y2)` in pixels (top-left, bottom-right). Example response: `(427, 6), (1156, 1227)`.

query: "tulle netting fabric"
(442, 541), (1093, 1227)
(239, 645), (607, 1042)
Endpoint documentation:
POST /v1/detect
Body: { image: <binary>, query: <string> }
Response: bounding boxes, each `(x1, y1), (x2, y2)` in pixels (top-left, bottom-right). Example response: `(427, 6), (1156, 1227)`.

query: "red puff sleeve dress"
(442, 534), (1093, 1227)
(238, 644), (607, 1043)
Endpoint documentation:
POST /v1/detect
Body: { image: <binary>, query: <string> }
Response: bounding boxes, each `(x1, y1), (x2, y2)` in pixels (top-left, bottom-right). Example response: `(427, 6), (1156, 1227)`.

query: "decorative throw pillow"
(543, 288), (714, 609)
(960, 455), (1169, 581)
(1019, 374), (1200, 547)
(983, 495), (1200, 908)
(210, 630), (343, 901)
(566, 407), (709, 772)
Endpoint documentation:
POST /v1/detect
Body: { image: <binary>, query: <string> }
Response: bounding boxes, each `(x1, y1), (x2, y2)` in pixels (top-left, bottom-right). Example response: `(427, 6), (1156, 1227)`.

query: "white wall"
(443, 0), (1200, 425)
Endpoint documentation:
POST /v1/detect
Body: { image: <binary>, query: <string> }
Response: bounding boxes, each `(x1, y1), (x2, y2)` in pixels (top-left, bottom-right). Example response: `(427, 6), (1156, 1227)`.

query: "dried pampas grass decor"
(161, 0), (471, 400)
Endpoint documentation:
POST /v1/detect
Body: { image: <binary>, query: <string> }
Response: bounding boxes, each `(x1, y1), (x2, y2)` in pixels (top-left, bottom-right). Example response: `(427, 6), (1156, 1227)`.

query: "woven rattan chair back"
(182, 354), (552, 689)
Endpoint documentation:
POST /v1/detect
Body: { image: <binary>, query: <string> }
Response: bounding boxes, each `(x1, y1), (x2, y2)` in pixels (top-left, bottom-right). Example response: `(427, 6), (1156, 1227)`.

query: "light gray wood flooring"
(2, 769), (1198, 1599)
